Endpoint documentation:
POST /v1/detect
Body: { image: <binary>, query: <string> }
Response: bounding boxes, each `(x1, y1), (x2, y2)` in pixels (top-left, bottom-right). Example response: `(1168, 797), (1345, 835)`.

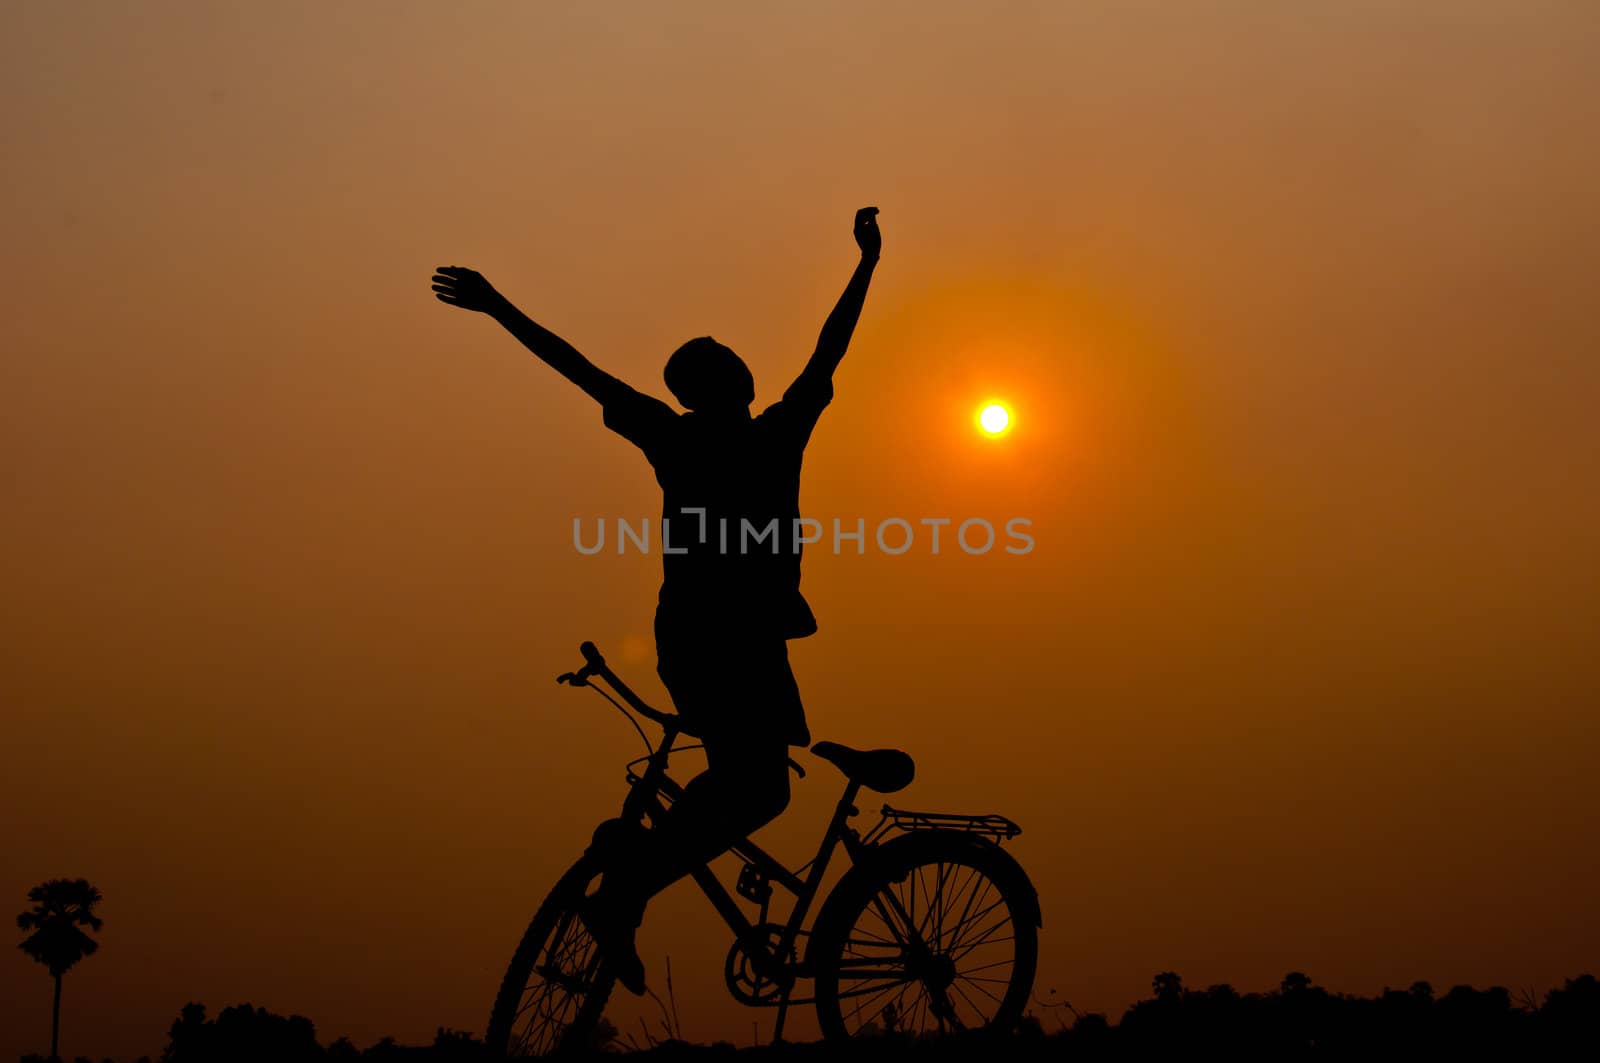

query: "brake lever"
(556, 671), (590, 687)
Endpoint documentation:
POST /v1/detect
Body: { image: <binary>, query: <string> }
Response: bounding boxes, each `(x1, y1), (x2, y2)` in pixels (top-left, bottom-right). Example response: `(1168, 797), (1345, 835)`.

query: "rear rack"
(864, 805), (1023, 845)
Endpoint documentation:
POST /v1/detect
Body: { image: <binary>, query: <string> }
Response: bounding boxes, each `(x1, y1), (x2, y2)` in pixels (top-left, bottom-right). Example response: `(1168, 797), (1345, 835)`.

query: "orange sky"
(4, 3), (1598, 1058)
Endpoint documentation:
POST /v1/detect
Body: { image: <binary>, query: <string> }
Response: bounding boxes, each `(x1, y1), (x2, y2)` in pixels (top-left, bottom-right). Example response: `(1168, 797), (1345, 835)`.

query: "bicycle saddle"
(809, 741), (915, 794)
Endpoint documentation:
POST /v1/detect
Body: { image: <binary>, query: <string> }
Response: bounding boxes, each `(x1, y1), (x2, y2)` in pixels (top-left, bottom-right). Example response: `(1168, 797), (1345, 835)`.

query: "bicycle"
(485, 641), (1041, 1056)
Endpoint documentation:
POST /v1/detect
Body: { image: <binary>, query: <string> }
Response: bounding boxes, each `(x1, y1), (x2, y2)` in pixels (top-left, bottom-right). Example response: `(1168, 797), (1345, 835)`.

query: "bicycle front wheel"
(485, 857), (615, 1057)
(811, 832), (1039, 1040)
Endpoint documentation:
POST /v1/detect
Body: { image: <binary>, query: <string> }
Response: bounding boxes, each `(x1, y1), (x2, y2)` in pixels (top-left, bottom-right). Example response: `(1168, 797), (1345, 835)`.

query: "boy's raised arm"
(797, 207), (881, 387)
(432, 265), (626, 406)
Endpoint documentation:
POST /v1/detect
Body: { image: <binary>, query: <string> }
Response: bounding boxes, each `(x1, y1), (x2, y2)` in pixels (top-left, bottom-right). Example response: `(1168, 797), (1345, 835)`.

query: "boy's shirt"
(601, 371), (833, 643)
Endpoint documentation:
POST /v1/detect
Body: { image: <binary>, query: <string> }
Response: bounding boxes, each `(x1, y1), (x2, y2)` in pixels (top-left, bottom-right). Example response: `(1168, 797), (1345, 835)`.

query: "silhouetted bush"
(1538, 974), (1600, 1053)
(161, 1002), (322, 1063)
(107, 975), (1595, 1062)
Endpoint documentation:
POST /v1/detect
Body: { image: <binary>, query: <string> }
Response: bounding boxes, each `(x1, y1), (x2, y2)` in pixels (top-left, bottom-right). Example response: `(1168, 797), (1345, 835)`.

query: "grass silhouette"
(23, 971), (1595, 1061)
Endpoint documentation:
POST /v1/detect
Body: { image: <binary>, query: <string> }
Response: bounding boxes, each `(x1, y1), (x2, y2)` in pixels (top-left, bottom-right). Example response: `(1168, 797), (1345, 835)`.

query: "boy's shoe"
(577, 893), (647, 996)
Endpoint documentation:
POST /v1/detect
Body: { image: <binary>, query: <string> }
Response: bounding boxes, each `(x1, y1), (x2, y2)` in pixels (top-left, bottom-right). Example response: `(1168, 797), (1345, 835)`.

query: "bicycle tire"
(810, 831), (1039, 1040)
(485, 857), (616, 1057)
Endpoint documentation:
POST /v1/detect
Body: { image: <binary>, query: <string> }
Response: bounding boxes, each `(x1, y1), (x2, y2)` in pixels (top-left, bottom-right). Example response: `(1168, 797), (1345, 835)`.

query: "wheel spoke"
(947, 893), (1007, 947)
(951, 979), (993, 1022)
(921, 862), (970, 950)
(869, 886), (917, 946)
(916, 861), (950, 947)
(943, 876), (995, 952)
(841, 922), (899, 946)
(851, 960), (915, 1030)
(949, 918), (1015, 964)
(845, 974), (909, 1027)
(910, 986), (932, 1032)
(836, 965), (921, 979)
(932, 984), (969, 1032)
(959, 974), (1005, 1005)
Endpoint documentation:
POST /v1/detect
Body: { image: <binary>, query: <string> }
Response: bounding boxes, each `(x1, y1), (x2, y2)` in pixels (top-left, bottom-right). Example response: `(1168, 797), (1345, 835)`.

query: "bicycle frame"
(617, 718), (867, 1036)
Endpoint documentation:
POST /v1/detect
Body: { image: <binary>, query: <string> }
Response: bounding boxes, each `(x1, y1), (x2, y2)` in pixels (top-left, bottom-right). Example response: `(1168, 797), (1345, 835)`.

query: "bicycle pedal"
(736, 864), (772, 904)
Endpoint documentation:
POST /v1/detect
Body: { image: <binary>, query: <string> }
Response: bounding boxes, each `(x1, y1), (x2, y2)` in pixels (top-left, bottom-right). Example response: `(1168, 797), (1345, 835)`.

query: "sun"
(977, 401), (1012, 437)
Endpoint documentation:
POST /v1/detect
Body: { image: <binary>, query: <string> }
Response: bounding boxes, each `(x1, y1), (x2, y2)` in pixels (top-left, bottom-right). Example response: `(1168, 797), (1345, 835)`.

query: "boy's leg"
(582, 639), (798, 990)
(581, 733), (790, 993)
(625, 729), (792, 899)
(589, 729), (791, 911)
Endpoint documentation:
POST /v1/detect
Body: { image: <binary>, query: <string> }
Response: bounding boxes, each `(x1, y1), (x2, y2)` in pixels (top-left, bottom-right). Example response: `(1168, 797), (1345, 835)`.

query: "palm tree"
(16, 878), (104, 1062)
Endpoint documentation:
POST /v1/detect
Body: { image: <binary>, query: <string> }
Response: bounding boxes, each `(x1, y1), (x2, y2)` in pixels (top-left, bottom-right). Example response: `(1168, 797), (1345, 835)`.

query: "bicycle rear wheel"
(811, 832), (1038, 1040)
(485, 858), (615, 1057)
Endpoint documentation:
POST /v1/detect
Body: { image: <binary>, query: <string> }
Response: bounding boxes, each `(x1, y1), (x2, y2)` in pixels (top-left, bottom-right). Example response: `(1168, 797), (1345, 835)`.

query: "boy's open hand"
(432, 266), (506, 314)
(853, 207), (881, 260)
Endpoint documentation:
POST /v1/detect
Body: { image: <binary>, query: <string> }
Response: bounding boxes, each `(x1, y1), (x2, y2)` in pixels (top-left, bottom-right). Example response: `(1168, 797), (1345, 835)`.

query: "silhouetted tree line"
(1093, 970), (1599, 1056)
(19, 971), (1596, 1062)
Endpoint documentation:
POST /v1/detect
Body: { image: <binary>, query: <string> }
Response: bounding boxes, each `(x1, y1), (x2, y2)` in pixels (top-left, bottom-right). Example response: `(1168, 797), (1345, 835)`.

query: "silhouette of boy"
(431, 206), (881, 993)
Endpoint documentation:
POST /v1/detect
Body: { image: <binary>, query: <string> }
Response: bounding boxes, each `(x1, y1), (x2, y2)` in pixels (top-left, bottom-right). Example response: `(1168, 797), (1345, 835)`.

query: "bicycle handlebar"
(557, 641), (680, 729)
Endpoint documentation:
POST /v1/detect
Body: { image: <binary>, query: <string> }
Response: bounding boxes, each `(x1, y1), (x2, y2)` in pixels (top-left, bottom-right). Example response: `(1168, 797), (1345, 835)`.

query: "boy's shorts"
(655, 633), (811, 748)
